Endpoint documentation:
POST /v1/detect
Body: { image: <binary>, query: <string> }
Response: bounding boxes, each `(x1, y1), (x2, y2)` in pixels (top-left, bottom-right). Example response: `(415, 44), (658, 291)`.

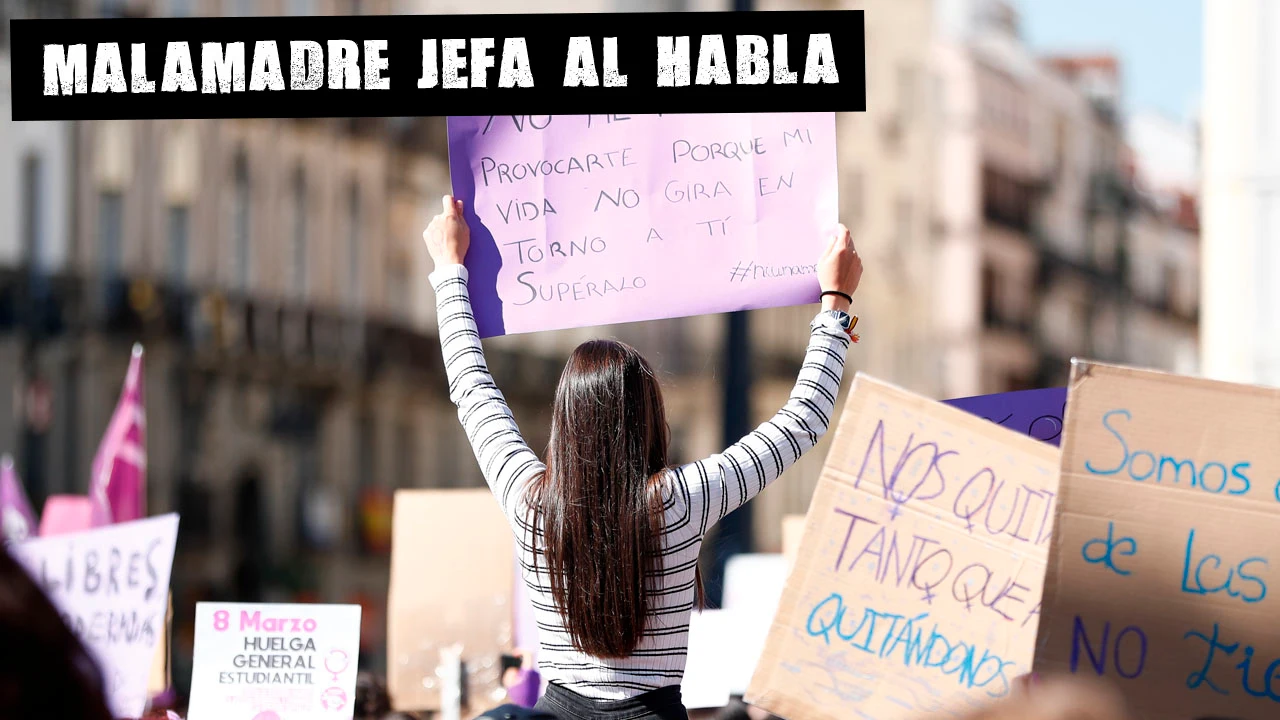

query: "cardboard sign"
(186, 602), (362, 720)
(10, 513), (179, 719)
(387, 489), (514, 712)
(148, 592), (173, 696)
(745, 375), (1060, 720)
(1035, 361), (1280, 719)
(684, 611), (737, 709)
(944, 388), (1068, 446)
(447, 113), (838, 337)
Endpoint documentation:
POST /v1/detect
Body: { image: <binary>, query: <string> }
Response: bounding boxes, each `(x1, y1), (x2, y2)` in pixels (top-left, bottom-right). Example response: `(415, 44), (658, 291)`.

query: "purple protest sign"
(447, 113), (838, 337)
(943, 387), (1068, 446)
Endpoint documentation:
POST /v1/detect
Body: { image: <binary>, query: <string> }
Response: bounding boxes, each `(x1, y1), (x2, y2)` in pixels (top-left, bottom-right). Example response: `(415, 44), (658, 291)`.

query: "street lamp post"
(705, 0), (755, 609)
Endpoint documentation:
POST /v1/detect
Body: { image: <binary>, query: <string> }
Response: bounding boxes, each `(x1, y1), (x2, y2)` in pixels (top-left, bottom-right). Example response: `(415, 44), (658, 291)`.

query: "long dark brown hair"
(528, 339), (702, 658)
(0, 543), (114, 720)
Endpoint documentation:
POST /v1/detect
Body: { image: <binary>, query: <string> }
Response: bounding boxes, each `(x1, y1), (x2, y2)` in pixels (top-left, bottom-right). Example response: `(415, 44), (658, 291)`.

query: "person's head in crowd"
(527, 336), (688, 659)
(957, 674), (1131, 720)
(354, 672), (392, 719)
(706, 698), (774, 720)
(693, 677), (1128, 720)
(0, 543), (114, 720)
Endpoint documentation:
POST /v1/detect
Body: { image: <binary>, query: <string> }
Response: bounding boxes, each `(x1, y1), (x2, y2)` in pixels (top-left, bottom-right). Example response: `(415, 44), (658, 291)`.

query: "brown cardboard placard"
(147, 592), (172, 695)
(387, 489), (514, 713)
(1034, 361), (1280, 719)
(745, 373), (1060, 719)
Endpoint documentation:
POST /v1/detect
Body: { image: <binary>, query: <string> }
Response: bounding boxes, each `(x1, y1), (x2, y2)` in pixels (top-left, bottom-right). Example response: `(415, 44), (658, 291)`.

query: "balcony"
(983, 202), (1034, 235)
(1032, 229), (1127, 291)
(1128, 288), (1200, 327)
(982, 302), (1034, 335)
(1088, 171), (1137, 214)
(0, 268), (78, 338)
(981, 166), (1038, 235)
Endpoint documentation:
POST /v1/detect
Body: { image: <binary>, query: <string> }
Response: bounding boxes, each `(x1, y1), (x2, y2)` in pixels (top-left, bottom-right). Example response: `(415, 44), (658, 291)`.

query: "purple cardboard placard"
(447, 113), (839, 338)
(943, 388), (1068, 446)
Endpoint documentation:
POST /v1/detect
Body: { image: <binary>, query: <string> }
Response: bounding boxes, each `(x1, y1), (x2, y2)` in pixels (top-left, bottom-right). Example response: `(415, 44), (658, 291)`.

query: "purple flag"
(90, 344), (147, 526)
(943, 388), (1067, 446)
(1, 454), (38, 543)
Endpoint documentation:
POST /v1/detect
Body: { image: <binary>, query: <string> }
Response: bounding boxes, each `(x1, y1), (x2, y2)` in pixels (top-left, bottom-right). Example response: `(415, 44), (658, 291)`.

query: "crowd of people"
(0, 537), (1131, 719)
(0, 540), (1131, 720)
(0, 200), (1134, 720)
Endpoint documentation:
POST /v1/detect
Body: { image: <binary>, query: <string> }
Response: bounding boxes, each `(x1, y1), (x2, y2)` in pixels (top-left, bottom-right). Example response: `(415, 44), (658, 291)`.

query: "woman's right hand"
(424, 194), (471, 268)
(817, 224), (862, 312)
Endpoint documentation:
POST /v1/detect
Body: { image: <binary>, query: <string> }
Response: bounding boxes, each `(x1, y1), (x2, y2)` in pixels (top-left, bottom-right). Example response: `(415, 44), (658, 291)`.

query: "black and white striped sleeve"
(683, 312), (850, 533)
(430, 263), (544, 522)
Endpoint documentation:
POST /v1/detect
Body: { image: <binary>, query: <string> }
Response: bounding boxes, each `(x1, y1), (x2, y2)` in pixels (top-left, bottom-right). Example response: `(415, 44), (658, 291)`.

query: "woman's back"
(424, 196), (861, 716)
(432, 270), (849, 698)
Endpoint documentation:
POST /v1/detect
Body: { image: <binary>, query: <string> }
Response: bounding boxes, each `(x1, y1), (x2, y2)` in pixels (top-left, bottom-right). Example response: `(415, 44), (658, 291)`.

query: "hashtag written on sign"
(727, 261), (819, 283)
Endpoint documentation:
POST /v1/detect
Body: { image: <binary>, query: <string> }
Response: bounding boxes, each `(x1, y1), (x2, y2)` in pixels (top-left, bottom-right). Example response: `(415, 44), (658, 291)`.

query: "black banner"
(8, 11), (865, 120)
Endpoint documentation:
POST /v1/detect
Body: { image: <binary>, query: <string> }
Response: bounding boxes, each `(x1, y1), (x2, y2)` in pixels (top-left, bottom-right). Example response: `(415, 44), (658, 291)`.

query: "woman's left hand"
(424, 194), (471, 267)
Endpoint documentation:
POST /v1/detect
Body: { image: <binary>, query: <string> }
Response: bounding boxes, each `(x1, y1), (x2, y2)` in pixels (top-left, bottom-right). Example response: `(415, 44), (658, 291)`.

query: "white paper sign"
(10, 513), (180, 719)
(683, 611), (737, 709)
(187, 602), (362, 720)
(722, 553), (787, 613)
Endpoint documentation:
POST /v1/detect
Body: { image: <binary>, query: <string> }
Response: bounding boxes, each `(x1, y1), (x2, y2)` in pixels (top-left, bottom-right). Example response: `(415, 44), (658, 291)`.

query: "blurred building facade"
(0, 0), (731, 684)
(1, 0), (1202, 687)
(744, 0), (1201, 551)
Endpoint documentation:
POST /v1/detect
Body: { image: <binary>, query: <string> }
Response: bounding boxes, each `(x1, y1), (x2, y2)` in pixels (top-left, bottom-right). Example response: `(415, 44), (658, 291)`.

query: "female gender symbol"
(324, 649), (350, 682)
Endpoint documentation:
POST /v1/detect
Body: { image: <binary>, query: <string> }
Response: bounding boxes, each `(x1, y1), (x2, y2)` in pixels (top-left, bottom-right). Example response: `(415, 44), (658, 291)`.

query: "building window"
(396, 422), (415, 487)
(896, 197), (913, 246)
(982, 166), (1031, 232)
(1164, 261), (1179, 312)
(99, 191), (124, 279)
(167, 205), (189, 284)
(438, 411), (461, 487)
(100, 0), (129, 18)
(358, 411), (375, 489)
(346, 182), (361, 305)
(981, 261), (998, 326)
(20, 154), (43, 270)
(291, 167), (307, 298)
(1054, 116), (1068, 174)
(62, 359), (79, 494)
(897, 64), (916, 120)
(1004, 372), (1036, 393)
(231, 152), (251, 290)
(387, 261), (409, 319)
(847, 169), (864, 229)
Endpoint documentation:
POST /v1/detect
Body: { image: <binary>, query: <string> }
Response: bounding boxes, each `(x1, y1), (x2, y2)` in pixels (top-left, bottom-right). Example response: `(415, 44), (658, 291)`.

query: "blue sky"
(1018, 0), (1202, 122)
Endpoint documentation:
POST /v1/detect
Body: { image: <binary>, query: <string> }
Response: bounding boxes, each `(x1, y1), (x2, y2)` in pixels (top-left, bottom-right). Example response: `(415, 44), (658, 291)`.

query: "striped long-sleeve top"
(429, 263), (851, 700)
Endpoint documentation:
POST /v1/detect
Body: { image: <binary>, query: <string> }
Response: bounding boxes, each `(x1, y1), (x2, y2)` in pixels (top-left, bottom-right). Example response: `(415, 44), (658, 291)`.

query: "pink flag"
(90, 344), (147, 527)
(0, 454), (38, 543)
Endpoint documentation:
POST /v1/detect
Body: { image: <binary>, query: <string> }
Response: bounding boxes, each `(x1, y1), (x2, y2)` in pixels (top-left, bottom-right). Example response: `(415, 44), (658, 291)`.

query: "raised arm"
(682, 225), (863, 532)
(426, 196), (544, 522)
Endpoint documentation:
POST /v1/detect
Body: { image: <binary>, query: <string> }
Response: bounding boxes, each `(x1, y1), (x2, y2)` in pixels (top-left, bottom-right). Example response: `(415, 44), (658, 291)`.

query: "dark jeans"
(532, 682), (689, 720)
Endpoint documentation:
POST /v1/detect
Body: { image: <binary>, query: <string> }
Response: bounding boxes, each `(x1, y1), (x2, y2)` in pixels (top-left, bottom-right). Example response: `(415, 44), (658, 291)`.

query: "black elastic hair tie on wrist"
(821, 290), (853, 304)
